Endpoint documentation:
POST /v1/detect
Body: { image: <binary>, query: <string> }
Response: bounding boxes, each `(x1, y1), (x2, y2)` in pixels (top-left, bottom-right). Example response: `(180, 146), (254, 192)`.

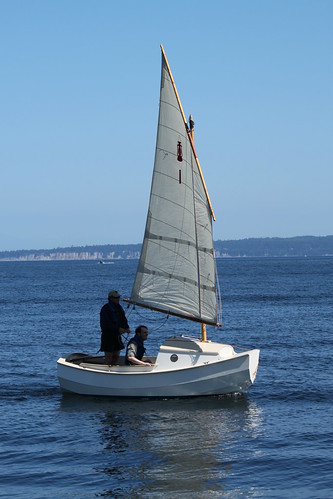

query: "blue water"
(1, 258), (332, 498)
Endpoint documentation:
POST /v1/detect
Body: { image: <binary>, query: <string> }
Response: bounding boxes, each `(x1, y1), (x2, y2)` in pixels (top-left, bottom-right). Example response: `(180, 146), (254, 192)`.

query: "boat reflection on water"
(60, 395), (264, 496)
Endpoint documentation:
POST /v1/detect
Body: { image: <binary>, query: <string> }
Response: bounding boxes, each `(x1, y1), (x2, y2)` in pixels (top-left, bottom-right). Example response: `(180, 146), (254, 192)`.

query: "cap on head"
(108, 290), (120, 299)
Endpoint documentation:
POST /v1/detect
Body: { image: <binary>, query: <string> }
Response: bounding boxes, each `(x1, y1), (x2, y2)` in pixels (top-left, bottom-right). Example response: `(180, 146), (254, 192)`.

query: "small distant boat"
(99, 260), (114, 265)
(57, 45), (259, 397)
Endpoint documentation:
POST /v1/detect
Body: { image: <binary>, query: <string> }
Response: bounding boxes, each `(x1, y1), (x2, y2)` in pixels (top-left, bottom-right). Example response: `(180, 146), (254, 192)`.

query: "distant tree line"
(213, 235), (333, 257)
(0, 236), (333, 260)
(0, 243), (142, 261)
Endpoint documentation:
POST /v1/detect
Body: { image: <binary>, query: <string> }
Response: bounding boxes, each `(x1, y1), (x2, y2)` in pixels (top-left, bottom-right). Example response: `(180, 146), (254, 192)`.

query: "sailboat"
(57, 45), (259, 397)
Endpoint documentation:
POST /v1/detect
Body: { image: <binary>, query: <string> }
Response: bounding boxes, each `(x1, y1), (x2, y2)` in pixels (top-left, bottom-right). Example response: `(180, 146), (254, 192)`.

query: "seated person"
(125, 325), (152, 366)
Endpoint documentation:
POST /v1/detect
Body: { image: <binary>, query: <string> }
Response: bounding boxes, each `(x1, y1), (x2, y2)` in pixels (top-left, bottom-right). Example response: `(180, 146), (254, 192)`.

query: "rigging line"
(154, 315), (169, 332)
(131, 306), (170, 331)
(214, 259), (223, 326)
(122, 332), (130, 343)
(124, 303), (136, 320)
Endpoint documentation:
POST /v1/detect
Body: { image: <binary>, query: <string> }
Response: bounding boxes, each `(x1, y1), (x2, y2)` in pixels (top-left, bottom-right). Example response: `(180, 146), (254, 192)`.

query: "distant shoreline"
(1, 236), (332, 261)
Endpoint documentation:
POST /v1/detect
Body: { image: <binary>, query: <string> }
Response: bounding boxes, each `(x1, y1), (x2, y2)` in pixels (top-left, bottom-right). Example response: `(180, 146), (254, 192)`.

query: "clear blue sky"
(1, 0), (332, 251)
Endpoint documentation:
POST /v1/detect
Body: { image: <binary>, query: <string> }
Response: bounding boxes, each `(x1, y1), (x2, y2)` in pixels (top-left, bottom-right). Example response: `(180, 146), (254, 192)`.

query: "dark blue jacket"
(100, 301), (129, 352)
(125, 334), (146, 365)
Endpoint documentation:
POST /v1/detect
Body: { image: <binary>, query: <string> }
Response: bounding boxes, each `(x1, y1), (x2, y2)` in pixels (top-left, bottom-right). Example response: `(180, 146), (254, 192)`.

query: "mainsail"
(130, 46), (219, 326)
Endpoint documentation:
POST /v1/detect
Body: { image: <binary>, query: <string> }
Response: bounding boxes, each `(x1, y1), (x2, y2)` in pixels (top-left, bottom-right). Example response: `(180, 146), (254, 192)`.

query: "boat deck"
(64, 353), (157, 367)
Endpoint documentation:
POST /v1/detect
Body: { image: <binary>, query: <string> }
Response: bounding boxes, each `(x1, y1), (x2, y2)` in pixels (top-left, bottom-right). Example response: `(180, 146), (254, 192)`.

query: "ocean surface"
(0, 257), (332, 498)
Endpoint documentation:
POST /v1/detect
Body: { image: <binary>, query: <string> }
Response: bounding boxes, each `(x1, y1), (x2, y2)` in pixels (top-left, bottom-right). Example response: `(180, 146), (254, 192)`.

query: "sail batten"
(144, 230), (213, 254)
(130, 47), (219, 327)
(135, 265), (215, 292)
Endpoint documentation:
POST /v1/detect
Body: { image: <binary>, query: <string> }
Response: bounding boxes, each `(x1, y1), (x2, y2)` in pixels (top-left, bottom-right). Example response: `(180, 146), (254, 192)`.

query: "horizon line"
(1, 234), (333, 254)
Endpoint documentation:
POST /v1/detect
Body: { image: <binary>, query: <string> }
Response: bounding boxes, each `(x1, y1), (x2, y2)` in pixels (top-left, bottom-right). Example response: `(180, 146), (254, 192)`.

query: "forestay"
(130, 48), (219, 326)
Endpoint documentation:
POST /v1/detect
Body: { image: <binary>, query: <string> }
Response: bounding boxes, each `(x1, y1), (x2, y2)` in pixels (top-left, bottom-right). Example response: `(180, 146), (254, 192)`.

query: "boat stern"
(248, 348), (260, 383)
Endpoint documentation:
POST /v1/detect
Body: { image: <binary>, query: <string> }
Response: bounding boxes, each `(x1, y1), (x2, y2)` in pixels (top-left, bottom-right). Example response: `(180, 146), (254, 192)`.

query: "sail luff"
(160, 44), (216, 222)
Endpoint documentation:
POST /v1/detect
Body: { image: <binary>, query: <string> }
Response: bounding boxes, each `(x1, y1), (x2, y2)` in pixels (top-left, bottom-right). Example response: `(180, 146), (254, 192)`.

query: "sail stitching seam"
(138, 265), (216, 292)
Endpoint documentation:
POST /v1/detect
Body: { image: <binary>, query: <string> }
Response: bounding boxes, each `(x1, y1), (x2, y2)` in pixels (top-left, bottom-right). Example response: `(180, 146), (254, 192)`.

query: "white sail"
(130, 48), (218, 326)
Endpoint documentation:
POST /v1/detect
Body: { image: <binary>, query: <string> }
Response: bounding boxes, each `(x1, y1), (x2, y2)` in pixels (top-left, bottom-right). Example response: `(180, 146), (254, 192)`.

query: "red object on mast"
(177, 141), (183, 162)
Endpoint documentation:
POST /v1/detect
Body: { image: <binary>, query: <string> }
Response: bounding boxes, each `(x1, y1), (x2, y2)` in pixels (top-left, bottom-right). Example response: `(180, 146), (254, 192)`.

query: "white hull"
(57, 336), (259, 398)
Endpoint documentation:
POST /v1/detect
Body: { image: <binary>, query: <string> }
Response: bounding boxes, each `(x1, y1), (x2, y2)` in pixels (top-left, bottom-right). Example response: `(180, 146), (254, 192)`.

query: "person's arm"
(127, 356), (151, 366)
(126, 341), (151, 366)
(119, 327), (130, 334)
(120, 307), (130, 332)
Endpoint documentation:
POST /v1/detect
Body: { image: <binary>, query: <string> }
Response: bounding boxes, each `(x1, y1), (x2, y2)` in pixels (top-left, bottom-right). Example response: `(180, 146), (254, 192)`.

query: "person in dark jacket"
(125, 325), (152, 366)
(100, 290), (130, 365)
